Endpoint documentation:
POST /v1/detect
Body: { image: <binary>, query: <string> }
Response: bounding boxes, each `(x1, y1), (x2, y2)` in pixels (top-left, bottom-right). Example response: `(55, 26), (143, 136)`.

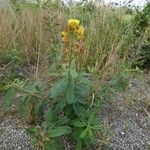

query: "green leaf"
(44, 110), (53, 124)
(109, 79), (117, 86)
(92, 125), (101, 130)
(45, 142), (57, 150)
(55, 98), (66, 112)
(73, 104), (87, 118)
(66, 81), (75, 104)
(70, 69), (78, 79)
(45, 140), (64, 150)
(34, 100), (43, 117)
(80, 128), (88, 139)
(18, 95), (30, 117)
(75, 140), (82, 150)
(71, 120), (85, 127)
(48, 126), (71, 138)
(49, 79), (67, 98)
(26, 127), (38, 136)
(121, 72), (129, 79)
(55, 116), (70, 126)
(88, 113), (95, 125)
(72, 128), (83, 141)
(4, 88), (16, 110)
(88, 129), (97, 145)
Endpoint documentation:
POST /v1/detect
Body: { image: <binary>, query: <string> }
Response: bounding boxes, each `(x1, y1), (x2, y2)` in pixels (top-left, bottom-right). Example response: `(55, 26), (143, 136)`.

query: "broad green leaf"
(55, 116), (70, 126)
(75, 140), (82, 150)
(45, 140), (64, 150)
(80, 128), (88, 139)
(66, 81), (75, 104)
(49, 79), (67, 98)
(4, 88), (16, 110)
(88, 129), (97, 145)
(78, 75), (92, 86)
(72, 128), (83, 141)
(73, 104), (87, 118)
(26, 127), (38, 136)
(48, 126), (71, 138)
(92, 125), (101, 130)
(88, 113), (95, 125)
(55, 98), (66, 112)
(71, 120), (85, 127)
(45, 142), (57, 150)
(18, 95), (30, 117)
(70, 69), (78, 79)
(44, 110), (53, 124)
(34, 100), (43, 117)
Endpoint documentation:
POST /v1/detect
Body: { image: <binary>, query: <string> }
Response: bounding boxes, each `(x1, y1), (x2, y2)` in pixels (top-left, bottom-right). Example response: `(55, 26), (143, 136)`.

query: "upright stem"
(68, 46), (72, 81)
(68, 35), (74, 81)
(35, 11), (42, 81)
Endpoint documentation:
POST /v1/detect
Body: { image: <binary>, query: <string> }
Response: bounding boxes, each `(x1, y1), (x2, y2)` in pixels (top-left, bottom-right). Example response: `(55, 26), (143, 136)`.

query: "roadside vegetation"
(0, 0), (150, 149)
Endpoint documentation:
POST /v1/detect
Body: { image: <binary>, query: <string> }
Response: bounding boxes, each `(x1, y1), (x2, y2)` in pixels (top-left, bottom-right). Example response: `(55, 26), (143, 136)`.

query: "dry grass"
(0, 3), (135, 80)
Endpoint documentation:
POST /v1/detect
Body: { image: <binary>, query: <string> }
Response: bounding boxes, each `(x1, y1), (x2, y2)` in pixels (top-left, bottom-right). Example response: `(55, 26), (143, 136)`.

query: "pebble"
(101, 76), (150, 150)
(0, 116), (37, 150)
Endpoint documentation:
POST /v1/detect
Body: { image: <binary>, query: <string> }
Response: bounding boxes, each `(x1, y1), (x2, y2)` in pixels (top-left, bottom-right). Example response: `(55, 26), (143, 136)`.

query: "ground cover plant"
(0, 0), (150, 150)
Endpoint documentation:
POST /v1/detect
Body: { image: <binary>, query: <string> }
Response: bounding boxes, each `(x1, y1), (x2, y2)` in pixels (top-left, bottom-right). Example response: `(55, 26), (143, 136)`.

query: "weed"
(1, 1), (146, 149)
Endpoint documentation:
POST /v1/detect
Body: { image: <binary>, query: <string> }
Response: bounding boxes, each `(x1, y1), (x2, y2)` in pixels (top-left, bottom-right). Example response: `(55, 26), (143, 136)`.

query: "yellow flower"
(68, 19), (80, 30)
(61, 31), (69, 44)
(61, 31), (67, 37)
(62, 37), (69, 44)
(76, 25), (84, 40)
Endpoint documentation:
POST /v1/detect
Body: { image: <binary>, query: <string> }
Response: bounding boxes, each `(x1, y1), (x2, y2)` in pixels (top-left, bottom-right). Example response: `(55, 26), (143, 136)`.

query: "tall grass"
(0, 2), (136, 80)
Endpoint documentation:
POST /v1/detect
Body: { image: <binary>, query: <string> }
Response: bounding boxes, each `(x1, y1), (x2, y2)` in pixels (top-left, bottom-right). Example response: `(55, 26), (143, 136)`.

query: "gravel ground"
(101, 74), (150, 150)
(0, 74), (150, 150)
(0, 116), (36, 150)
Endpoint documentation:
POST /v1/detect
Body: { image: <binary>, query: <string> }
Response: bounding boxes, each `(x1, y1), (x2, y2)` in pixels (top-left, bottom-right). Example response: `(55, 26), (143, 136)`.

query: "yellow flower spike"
(68, 19), (80, 30)
(76, 25), (85, 40)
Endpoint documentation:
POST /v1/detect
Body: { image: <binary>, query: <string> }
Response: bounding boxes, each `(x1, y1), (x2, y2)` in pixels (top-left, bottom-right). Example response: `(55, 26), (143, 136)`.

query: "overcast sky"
(104, 0), (148, 6)
(65, 0), (148, 7)
(0, 0), (148, 7)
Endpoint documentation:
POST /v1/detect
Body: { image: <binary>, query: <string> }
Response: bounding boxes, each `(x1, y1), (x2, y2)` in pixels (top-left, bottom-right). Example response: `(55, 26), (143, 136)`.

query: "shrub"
(131, 3), (150, 68)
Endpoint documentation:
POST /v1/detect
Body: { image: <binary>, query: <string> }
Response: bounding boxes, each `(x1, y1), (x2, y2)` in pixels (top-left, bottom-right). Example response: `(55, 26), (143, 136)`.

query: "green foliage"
(132, 3), (150, 68)
(3, 63), (132, 149)
(0, 48), (22, 65)
(48, 126), (71, 138)
(134, 3), (150, 36)
(3, 88), (16, 111)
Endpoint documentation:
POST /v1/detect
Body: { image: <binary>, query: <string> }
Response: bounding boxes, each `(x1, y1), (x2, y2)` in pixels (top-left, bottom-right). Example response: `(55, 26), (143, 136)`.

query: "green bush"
(132, 3), (150, 68)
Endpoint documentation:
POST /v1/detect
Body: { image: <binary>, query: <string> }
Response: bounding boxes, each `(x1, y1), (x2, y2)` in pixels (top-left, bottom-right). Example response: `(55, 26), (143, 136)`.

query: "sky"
(104, 0), (148, 7)
(65, 0), (148, 7)
(0, 0), (148, 8)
